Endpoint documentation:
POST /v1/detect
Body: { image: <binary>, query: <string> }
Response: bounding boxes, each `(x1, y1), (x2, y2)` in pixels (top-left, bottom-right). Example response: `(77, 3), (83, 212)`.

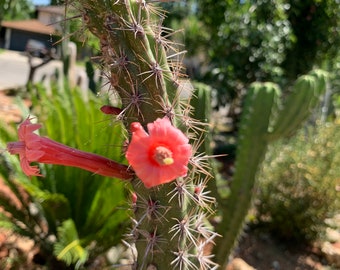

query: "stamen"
(153, 146), (174, 165)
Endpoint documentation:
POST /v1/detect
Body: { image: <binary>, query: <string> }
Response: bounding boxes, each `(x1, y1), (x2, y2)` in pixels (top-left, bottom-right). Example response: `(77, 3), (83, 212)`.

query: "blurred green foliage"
(163, 0), (340, 108)
(283, 0), (340, 80)
(0, 84), (129, 269)
(256, 121), (340, 242)
(196, 0), (294, 102)
(0, 0), (34, 23)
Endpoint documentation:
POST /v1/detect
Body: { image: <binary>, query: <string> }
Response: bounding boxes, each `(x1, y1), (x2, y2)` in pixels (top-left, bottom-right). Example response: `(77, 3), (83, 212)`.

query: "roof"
(1, 19), (57, 35)
(36, 5), (65, 15)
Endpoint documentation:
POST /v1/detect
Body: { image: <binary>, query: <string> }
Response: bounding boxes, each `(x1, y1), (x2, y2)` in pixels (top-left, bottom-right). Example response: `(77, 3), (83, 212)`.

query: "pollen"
(153, 146), (174, 165)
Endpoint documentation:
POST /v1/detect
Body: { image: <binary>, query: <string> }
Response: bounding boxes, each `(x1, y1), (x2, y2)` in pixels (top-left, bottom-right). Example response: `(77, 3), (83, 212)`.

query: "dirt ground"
(233, 230), (329, 270)
(0, 225), (331, 270)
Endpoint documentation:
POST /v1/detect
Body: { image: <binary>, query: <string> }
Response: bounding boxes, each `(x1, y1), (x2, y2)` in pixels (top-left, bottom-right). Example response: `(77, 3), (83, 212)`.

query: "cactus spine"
(75, 1), (216, 269)
(214, 70), (328, 268)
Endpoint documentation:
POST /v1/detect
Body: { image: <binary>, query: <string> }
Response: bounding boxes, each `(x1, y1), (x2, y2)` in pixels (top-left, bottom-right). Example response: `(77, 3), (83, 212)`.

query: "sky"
(32, 0), (50, 5)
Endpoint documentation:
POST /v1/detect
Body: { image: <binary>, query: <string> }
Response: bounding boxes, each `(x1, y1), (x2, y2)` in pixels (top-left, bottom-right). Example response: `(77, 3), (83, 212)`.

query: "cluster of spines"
(78, 0), (188, 127)
(73, 0), (218, 269)
(120, 129), (218, 269)
(125, 175), (219, 269)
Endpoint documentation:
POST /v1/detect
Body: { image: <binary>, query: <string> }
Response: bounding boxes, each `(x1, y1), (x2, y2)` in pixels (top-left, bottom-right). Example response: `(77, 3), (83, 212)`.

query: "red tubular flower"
(125, 117), (192, 188)
(6, 117), (132, 180)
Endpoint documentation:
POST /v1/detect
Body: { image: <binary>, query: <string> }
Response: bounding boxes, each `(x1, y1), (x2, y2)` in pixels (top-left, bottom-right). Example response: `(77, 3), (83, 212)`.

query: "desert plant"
(213, 69), (328, 267)
(256, 121), (340, 241)
(0, 84), (129, 269)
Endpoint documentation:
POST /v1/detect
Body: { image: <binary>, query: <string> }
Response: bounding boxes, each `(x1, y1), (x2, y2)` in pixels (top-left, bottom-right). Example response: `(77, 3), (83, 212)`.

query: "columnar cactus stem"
(214, 83), (280, 266)
(75, 1), (217, 269)
(213, 70), (328, 268)
(129, 183), (182, 268)
(81, 0), (178, 128)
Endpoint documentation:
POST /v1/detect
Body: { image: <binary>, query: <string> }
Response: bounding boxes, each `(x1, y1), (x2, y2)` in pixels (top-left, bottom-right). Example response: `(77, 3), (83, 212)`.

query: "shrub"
(256, 121), (340, 242)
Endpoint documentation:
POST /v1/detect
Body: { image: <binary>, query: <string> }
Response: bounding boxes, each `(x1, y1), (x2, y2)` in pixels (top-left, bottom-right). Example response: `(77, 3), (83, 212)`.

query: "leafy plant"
(163, 0), (340, 106)
(256, 121), (340, 242)
(0, 84), (129, 269)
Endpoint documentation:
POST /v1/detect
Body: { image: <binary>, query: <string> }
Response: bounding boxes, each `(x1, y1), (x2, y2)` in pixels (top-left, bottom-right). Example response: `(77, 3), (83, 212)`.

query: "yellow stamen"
(154, 146), (173, 166)
(163, 157), (174, 165)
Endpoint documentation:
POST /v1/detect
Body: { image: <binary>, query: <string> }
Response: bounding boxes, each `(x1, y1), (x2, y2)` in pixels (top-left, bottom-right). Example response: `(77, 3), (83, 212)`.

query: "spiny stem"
(75, 1), (216, 269)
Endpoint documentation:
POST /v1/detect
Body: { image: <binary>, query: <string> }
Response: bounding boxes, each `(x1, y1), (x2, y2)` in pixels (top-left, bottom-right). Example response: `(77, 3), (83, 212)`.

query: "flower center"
(153, 146), (174, 166)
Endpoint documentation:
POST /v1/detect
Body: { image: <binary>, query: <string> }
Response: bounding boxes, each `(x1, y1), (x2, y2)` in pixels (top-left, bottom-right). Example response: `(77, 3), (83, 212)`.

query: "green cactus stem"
(189, 82), (222, 202)
(214, 70), (327, 268)
(269, 70), (327, 140)
(80, 0), (179, 128)
(75, 1), (217, 269)
(214, 82), (280, 266)
(189, 82), (212, 153)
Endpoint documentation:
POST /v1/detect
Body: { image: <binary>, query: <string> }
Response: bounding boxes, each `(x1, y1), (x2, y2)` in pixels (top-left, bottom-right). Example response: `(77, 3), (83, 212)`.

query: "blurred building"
(0, 6), (63, 55)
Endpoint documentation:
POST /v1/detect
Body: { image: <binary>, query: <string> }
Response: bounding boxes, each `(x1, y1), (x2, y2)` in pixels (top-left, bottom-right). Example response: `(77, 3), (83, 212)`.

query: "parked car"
(25, 39), (48, 58)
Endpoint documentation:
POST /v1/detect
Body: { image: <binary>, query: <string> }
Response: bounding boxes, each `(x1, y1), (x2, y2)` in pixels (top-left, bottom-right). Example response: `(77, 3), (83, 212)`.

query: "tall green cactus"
(213, 69), (328, 268)
(269, 71), (327, 140)
(74, 1), (217, 269)
(189, 82), (222, 204)
(190, 82), (212, 154)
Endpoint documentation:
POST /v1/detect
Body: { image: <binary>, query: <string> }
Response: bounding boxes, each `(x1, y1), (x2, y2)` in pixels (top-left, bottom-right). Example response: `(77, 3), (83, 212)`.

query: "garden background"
(0, 0), (339, 269)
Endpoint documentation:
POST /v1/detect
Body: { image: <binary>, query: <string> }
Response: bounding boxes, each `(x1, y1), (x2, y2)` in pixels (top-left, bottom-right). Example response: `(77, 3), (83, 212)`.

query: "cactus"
(189, 82), (222, 201)
(269, 70), (328, 140)
(213, 70), (328, 268)
(73, 1), (217, 269)
(81, 0), (176, 127)
(189, 82), (212, 154)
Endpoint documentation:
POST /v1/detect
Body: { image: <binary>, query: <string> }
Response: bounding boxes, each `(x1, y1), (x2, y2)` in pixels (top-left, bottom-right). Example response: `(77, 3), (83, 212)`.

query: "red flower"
(126, 117), (192, 188)
(7, 117), (132, 180)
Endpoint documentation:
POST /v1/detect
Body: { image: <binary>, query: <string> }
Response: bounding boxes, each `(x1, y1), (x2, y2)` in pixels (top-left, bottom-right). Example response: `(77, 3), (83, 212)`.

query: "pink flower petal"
(126, 117), (192, 188)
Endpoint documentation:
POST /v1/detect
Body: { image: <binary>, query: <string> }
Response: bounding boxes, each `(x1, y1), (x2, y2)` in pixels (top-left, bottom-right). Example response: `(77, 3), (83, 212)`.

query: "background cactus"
(213, 69), (328, 268)
(190, 82), (212, 154)
(269, 70), (327, 140)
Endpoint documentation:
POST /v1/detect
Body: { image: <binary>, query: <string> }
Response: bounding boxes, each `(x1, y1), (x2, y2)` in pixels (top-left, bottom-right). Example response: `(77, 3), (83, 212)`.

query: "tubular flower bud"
(7, 117), (132, 180)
